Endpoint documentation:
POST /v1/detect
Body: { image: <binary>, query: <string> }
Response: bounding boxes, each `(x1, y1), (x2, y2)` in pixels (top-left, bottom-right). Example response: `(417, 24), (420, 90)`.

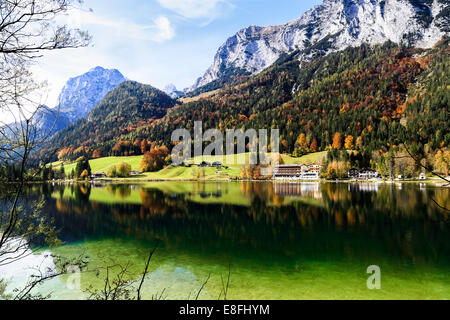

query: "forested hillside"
(43, 38), (449, 163)
(43, 81), (177, 161)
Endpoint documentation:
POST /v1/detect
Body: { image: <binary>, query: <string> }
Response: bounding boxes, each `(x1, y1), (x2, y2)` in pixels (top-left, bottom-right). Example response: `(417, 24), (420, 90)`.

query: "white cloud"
(157, 0), (235, 23)
(152, 16), (175, 42)
(64, 9), (175, 42)
(25, 8), (178, 109)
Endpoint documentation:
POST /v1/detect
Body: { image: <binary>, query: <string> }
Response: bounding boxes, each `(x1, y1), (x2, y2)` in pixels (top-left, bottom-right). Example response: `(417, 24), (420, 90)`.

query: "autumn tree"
(434, 149), (450, 175)
(140, 146), (170, 172)
(394, 153), (417, 178)
(117, 162), (132, 177)
(326, 161), (348, 180)
(133, 138), (141, 149)
(293, 133), (308, 156)
(141, 139), (149, 154)
(107, 165), (117, 178)
(332, 133), (342, 150)
(356, 136), (363, 150)
(112, 141), (134, 156)
(58, 147), (75, 161)
(75, 157), (91, 180)
(281, 139), (289, 153)
(106, 162), (131, 178)
(80, 169), (90, 180)
(310, 139), (318, 152)
(344, 135), (354, 150)
(92, 149), (101, 159)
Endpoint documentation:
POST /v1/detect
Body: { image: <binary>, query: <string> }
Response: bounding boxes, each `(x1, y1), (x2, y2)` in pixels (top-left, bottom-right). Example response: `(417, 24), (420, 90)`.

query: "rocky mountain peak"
(57, 66), (127, 122)
(162, 83), (185, 99)
(189, 0), (449, 91)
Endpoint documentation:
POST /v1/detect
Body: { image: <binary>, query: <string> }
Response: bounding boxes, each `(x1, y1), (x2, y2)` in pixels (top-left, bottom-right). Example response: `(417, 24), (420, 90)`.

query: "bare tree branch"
(195, 274), (211, 300)
(0, 0), (91, 300)
(137, 243), (159, 300)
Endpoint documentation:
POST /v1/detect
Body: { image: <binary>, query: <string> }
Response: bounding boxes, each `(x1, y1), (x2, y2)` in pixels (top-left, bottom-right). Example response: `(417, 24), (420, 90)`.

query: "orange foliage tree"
(332, 132), (342, 150)
(112, 141), (134, 156)
(92, 149), (101, 159)
(310, 139), (318, 152)
(141, 139), (149, 154)
(140, 146), (170, 172)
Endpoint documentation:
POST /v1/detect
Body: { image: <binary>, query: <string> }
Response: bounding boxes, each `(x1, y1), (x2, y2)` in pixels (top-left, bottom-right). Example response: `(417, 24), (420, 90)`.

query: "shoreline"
(17, 177), (449, 187)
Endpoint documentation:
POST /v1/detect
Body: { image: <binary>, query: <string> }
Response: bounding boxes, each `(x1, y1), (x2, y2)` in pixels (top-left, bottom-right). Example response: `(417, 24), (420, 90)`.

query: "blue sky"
(34, 0), (322, 107)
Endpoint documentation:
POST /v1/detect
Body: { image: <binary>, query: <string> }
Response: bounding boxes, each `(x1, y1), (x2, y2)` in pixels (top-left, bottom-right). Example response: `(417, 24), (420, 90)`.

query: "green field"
(53, 155), (144, 174)
(52, 151), (327, 181)
(281, 151), (327, 165)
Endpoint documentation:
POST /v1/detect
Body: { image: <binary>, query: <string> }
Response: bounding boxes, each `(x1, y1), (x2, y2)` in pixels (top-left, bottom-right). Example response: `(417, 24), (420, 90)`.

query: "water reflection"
(3, 181), (450, 299)
(273, 182), (322, 199)
(25, 182), (447, 266)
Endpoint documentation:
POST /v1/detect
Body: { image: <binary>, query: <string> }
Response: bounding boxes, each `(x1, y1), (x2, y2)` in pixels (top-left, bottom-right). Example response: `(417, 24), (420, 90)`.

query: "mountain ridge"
(36, 66), (127, 138)
(42, 80), (177, 160)
(188, 0), (449, 92)
(40, 38), (449, 163)
(57, 66), (127, 122)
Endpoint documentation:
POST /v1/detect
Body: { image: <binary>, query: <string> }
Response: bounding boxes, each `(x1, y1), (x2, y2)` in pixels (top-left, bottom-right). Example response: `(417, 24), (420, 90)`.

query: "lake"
(1, 181), (449, 300)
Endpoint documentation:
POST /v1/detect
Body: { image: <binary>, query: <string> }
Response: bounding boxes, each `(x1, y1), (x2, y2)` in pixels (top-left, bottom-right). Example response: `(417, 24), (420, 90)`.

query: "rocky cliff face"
(162, 83), (185, 99)
(57, 66), (127, 122)
(35, 66), (127, 138)
(189, 0), (449, 91)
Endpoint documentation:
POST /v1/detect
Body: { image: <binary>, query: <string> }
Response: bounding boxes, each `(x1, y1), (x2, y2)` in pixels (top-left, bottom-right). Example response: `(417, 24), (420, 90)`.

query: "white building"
(348, 168), (380, 180)
(359, 169), (379, 179)
(273, 164), (322, 180)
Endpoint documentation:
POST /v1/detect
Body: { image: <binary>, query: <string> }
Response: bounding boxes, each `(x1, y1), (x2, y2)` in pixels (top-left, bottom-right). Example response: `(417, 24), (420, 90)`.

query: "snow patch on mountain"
(189, 0), (449, 91)
(162, 83), (185, 99)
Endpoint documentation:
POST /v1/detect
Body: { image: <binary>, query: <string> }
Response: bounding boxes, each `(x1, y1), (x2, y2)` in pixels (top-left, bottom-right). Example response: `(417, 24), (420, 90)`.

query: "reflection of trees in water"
(17, 182), (450, 266)
(434, 189), (450, 222)
(70, 183), (91, 202)
(106, 184), (132, 199)
(318, 183), (450, 263)
(240, 181), (279, 206)
(139, 189), (173, 218)
(321, 183), (448, 221)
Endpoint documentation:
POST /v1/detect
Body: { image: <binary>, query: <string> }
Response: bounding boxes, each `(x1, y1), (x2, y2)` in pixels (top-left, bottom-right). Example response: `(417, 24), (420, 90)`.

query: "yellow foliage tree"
(117, 162), (132, 177)
(326, 161), (348, 179)
(344, 135), (354, 150)
(356, 136), (363, 149)
(296, 133), (308, 150)
(434, 149), (450, 175)
(80, 169), (90, 180)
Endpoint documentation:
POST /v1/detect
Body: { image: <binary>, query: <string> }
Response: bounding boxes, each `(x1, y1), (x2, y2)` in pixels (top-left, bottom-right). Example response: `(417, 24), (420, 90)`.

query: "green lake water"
(1, 181), (449, 299)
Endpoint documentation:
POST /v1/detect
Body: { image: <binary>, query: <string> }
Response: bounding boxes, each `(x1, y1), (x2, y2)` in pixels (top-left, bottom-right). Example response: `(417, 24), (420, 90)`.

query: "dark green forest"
(41, 38), (449, 164)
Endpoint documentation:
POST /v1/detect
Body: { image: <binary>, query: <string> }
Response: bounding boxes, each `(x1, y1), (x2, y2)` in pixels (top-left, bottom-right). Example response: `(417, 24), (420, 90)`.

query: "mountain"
(57, 66), (127, 122)
(189, 0), (449, 91)
(42, 81), (177, 160)
(162, 83), (185, 99)
(35, 66), (127, 138)
(44, 38), (449, 163)
(35, 106), (72, 135)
